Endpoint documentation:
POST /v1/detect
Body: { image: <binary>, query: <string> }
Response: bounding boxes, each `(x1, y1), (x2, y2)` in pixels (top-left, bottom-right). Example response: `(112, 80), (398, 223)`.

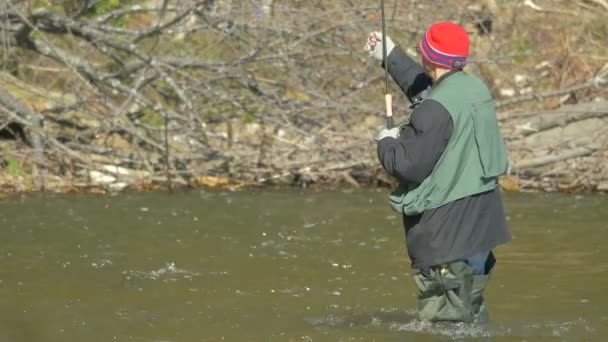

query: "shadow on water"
(305, 310), (595, 340)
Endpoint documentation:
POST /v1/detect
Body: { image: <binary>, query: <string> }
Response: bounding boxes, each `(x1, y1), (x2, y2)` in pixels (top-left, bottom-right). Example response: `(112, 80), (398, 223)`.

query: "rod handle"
(385, 93), (394, 128)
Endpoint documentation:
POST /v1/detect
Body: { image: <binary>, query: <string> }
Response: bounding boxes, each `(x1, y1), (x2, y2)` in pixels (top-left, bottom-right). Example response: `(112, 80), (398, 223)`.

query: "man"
(364, 22), (511, 323)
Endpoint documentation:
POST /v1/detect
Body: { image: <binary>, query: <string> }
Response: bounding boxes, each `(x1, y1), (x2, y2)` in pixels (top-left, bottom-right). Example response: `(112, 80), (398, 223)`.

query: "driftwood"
(516, 145), (600, 169)
(502, 99), (608, 191)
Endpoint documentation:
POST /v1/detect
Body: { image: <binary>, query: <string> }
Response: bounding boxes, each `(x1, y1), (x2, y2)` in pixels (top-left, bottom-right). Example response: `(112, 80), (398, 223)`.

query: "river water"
(0, 189), (605, 341)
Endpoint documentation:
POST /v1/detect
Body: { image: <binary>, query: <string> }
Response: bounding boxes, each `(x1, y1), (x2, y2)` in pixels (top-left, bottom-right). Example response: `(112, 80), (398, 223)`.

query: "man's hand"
(374, 126), (400, 141)
(364, 31), (396, 63)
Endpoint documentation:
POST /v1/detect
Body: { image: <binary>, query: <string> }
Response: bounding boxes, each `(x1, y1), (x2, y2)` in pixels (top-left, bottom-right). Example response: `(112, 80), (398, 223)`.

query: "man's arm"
(384, 46), (433, 103)
(377, 99), (452, 184)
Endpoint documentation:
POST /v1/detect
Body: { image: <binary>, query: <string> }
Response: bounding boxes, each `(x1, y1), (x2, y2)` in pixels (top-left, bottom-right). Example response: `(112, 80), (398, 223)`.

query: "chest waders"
(413, 251), (495, 323)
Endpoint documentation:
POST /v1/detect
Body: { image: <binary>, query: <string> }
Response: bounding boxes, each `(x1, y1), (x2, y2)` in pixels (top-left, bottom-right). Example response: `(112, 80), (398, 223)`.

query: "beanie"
(419, 22), (470, 70)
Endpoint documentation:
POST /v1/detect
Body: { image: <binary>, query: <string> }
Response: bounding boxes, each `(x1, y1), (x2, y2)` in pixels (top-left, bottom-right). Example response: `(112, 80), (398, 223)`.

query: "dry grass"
(463, 0), (608, 111)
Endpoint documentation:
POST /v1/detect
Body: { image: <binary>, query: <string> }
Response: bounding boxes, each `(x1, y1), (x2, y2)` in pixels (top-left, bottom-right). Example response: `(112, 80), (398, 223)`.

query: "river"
(0, 189), (605, 341)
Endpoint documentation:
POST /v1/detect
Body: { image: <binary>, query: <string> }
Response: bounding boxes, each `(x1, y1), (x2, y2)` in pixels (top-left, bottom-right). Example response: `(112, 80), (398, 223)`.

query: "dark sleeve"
(377, 99), (453, 184)
(384, 46), (433, 103)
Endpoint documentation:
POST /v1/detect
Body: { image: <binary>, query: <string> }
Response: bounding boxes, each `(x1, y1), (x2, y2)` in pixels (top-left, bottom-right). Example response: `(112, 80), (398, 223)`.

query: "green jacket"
(389, 72), (508, 215)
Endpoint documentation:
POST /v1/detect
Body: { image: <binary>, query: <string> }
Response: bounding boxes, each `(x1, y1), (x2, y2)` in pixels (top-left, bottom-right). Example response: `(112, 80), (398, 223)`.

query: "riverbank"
(3, 97), (608, 195)
(1, 1), (607, 196)
(0, 163), (606, 196)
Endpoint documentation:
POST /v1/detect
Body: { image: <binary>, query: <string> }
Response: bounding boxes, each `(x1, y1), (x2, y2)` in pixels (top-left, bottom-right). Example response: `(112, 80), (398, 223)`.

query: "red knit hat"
(419, 22), (470, 70)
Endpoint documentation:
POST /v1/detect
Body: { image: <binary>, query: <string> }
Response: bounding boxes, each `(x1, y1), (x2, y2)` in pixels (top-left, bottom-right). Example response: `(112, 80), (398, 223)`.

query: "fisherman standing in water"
(365, 22), (511, 323)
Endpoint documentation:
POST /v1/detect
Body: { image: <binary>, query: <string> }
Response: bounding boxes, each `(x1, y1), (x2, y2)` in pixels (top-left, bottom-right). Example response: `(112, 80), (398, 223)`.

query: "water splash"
(91, 259), (112, 269)
(122, 262), (200, 282)
(306, 310), (595, 339)
(393, 319), (496, 339)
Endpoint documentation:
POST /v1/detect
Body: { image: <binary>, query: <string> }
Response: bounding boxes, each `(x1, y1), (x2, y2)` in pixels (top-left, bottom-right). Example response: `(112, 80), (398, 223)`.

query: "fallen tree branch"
(496, 67), (608, 109)
(516, 144), (601, 169)
(516, 103), (608, 136)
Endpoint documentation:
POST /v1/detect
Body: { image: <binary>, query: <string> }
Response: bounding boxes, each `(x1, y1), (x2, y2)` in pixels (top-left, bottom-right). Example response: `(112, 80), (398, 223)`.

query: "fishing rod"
(380, 0), (394, 129)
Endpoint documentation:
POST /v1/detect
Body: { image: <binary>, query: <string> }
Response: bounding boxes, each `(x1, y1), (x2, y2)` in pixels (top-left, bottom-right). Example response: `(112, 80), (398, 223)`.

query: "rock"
(89, 171), (116, 184)
(523, 0), (542, 11)
(535, 61), (552, 70)
(500, 88), (515, 97)
(598, 181), (608, 192)
(196, 176), (246, 190)
(514, 74), (528, 87)
(93, 133), (131, 151)
(108, 182), (129, 191)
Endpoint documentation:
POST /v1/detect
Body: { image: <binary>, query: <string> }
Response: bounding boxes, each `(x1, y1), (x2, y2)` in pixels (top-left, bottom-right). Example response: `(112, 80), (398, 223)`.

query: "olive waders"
(413, 252), (496, 323)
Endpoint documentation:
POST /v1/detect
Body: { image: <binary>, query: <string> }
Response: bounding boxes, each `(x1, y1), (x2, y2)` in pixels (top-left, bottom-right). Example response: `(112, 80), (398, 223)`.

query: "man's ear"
(421, 59), (435, 77)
